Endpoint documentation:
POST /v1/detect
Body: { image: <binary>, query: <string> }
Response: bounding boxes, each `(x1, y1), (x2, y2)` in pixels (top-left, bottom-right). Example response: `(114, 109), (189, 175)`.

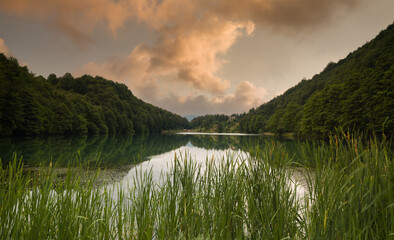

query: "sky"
(0, 0), (393, 116)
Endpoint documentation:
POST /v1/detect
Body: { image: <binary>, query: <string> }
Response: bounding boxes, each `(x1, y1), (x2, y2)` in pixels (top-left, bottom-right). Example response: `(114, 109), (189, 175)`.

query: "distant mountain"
(0, 54), (189, 136)
(185, 115), (198, 122)
(238, 22), (394, 136)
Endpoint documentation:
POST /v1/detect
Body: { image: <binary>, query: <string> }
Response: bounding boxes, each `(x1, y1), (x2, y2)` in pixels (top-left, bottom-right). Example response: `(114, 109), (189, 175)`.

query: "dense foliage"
(239, 23), (394, 136)
(0, 55), (189, 136)
(189, 114), (244, 132)
(1, 133), (392, 239)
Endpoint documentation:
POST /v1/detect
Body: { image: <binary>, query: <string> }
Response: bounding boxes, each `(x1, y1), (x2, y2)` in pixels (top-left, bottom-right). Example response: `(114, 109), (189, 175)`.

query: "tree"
(21, 92), (44, 135)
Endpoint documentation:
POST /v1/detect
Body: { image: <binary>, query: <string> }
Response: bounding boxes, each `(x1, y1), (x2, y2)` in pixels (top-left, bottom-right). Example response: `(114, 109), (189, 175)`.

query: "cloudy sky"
(0, 0), (393, 116)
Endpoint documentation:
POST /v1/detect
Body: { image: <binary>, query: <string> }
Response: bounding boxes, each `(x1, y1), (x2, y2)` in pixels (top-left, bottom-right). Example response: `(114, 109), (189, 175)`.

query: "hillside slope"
(239, 23), (394, 136)
(0, 54), (189, 136)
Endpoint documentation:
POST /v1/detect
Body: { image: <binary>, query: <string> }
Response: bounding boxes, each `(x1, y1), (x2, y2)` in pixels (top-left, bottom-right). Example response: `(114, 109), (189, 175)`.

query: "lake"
(0, 132), (301, 169)
(0, 132), (309, 198)
(1, 133), (388, 239)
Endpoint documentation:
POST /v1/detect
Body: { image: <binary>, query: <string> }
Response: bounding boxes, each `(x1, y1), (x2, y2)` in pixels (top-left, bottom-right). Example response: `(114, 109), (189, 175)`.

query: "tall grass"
(0, 133), (392, 239)
(301, 133), (393, 239)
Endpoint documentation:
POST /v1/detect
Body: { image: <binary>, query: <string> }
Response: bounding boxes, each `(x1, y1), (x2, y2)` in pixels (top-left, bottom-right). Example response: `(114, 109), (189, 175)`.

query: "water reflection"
(1, 133), (310, 200)
(121, 143), (250, 186)
(0, 134), (189, 167)
(0, 132), (302, 170)
(114, 137), (310, 203)
(1, 133), (296, 165)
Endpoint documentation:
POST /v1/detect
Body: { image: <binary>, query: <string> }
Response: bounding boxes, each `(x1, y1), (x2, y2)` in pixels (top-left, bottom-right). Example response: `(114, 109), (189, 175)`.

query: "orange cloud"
(0, 0), (131, 45)
(73, 0), (361, 114)
(0, 38), (10, 56)
(205, 0), (361, 31)
(156, 81), (267, 115)
(0, 0), (361, 44)
(76, 15), (254, 97)
(1, 0), (362, 114)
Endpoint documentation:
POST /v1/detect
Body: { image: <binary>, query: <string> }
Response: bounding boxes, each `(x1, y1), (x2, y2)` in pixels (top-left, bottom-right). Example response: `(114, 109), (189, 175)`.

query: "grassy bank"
(0, 134), (392, 239)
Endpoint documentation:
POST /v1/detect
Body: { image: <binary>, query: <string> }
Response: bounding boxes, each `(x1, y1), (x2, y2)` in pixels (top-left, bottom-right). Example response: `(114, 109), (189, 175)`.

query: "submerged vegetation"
(0, 133), (392, 239)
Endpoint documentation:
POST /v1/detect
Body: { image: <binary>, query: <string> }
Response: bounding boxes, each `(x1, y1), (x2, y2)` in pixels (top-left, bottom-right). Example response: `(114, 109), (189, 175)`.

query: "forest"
(189, 114), (244, 133)
(1, 22), (393, 137)
(239, 23), (393, 136)
(191, 23), (394, 137)
(0, 55), (189, 136)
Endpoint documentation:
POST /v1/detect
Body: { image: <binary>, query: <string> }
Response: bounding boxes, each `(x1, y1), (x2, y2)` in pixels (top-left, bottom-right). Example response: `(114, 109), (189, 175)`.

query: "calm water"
(0, 132), (310, 198)
(0, 133), (301, 168)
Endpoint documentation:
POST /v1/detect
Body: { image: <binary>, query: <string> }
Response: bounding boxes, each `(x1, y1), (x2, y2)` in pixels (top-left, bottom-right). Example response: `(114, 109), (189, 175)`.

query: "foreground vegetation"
(0, 133), (392, 239)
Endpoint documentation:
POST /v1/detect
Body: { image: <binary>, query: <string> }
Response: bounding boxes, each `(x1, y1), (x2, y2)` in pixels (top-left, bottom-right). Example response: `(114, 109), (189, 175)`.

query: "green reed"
(0, 133), (392, 239)
(301, 133), (393, 239)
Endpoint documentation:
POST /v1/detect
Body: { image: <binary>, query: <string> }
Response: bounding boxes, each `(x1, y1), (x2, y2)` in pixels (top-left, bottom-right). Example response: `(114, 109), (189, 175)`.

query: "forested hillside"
(190, 114), (244, 132)
(1, 22), (393, 137)
(239, 23), (394, 136)
(0, 54), (189, 136)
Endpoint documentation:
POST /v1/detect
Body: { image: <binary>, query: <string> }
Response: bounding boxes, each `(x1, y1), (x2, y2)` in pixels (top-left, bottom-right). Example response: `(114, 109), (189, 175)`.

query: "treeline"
(239, 23), (394, 136)
(190, 114), (244, 132)
(0, 54), (189, 136)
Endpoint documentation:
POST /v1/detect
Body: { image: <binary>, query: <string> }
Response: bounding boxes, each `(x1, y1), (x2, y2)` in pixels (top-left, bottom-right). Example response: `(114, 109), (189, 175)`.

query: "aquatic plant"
(0, 133), (392, 239)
